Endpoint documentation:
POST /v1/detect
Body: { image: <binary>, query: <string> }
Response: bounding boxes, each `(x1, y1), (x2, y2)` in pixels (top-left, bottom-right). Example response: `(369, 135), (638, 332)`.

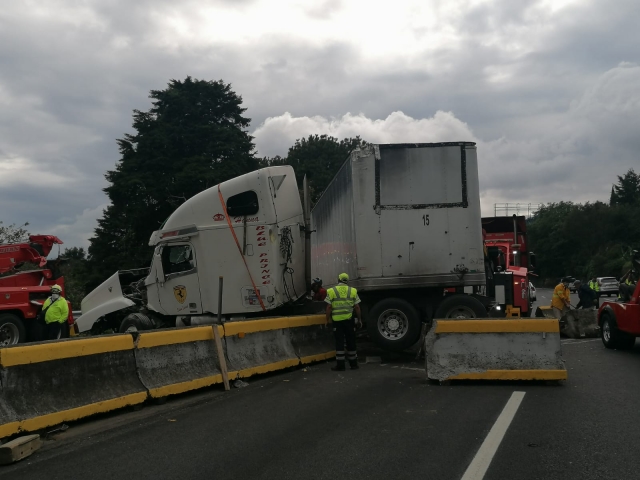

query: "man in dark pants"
(575, 281), (597, 309)
(40, 284), (69, 340)
(325, 273), (361, 371)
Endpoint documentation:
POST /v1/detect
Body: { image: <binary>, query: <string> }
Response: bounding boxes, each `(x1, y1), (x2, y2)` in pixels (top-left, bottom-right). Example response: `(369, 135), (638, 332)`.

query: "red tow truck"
(0, 235), (73, 346)
(598, 251), (640, 349)
(481, 215), (536, 317)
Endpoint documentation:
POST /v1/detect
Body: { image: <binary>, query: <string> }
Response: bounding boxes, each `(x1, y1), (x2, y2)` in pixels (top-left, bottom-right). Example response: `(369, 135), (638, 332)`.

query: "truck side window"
(226, 190), (259, 216)
(161, 245), (195, 275)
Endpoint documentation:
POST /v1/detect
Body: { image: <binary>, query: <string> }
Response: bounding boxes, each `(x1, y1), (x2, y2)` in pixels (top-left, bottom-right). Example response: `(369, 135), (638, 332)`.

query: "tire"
(601, 314), (636, 350)
(119, 312), (154, 333)
(367, 298), (421, 352)
(434, 295), (487, 319)
(0, 313), (27, 346)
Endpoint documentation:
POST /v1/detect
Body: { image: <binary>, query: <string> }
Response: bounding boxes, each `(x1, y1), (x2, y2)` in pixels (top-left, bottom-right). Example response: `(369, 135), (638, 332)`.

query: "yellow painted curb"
(300, 351), (336, 364)
(136, 326), (221, 349)
(229, 358), (301, 379)
(435, 319), (560, 334)
(447, 370), (568, 381)
(0, 336), (134, 367)
(0, 392), (148, 438)
(223, 315), (325, 336)
(148, 374), (224, 398)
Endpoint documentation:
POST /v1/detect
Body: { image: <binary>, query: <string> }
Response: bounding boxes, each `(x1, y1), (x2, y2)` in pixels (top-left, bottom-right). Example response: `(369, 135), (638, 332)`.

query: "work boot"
(349, 359), (359, 370)
(331, 360), (346, 371)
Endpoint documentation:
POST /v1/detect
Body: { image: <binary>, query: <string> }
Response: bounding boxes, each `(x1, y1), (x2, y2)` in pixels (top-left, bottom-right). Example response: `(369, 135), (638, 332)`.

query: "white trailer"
(312, 143), (488, 350)
(77, 166), (307, 334)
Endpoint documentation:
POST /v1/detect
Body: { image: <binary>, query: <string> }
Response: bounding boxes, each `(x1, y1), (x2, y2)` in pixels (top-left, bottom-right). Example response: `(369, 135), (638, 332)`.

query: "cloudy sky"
(1, 0), (639, 250)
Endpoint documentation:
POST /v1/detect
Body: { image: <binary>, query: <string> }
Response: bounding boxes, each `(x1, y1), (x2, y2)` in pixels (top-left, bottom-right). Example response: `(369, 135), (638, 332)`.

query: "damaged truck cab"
(78, 166), (307, 334)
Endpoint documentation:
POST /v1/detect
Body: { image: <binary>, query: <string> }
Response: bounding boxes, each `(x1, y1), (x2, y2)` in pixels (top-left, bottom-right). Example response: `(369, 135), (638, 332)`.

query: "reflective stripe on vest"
(328, 285), (357, 321)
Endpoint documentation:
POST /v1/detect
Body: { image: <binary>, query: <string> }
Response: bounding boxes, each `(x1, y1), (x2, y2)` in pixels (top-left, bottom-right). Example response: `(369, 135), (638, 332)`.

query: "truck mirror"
(529, 252), (537, 270)
(154, 248), (165, 282)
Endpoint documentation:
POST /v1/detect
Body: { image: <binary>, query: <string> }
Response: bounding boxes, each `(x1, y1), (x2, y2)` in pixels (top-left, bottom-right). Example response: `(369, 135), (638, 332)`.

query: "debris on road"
(233, 379), (249, 388)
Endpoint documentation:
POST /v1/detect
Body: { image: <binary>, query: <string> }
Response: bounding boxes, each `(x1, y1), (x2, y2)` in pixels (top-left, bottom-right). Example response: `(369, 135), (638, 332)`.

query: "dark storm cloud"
(0, 0), (639, 247)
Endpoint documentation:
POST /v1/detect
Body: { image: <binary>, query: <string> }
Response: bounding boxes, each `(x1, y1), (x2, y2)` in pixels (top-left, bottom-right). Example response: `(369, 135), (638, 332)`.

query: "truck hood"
(77, 272), (135, 333)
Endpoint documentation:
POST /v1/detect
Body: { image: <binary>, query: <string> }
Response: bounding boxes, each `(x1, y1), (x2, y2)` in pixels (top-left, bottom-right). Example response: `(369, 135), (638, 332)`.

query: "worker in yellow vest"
(325, 273), (361, 371)
(40, 284), (69, 340)
(551, 277), (572, 318)
(588, 277), (600, 307)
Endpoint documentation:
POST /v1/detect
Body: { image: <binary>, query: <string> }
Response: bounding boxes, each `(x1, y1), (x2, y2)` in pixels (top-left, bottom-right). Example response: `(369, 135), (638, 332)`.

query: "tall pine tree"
(260, 134), (367, 204)
(87, 77), (257, 289)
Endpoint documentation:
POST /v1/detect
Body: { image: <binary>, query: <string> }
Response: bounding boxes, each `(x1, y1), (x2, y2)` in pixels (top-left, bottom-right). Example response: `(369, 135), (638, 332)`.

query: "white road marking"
(460, 391), (526, 480)
(561, 339), (599, 345)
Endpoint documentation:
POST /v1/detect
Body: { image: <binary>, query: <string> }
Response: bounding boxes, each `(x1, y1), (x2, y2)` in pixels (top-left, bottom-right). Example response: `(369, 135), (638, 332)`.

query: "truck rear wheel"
(119, 313), (154, 333)
(367, 298), (421, 352)
(434, 295), (487, 319)
(601, 314), (635, 350)
(0, 314), (26, 346)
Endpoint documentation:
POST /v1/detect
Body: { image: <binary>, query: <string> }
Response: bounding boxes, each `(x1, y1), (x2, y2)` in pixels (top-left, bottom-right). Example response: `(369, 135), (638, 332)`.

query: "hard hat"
(338, 273), (349, 282)
(50, 284), (62, 293)
(312, 277), (322, 286)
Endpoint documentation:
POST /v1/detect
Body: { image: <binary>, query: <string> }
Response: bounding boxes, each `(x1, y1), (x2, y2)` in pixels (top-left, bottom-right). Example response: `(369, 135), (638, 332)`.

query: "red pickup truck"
(598, 253), (639, 349)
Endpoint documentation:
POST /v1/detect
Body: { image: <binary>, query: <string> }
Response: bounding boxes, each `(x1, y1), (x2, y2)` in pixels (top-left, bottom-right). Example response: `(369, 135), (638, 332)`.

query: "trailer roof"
(377, 142), (476, 149)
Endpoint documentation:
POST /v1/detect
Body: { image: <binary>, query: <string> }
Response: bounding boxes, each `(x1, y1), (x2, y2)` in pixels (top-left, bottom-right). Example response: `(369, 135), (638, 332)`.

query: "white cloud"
(48, 205), (108, 252)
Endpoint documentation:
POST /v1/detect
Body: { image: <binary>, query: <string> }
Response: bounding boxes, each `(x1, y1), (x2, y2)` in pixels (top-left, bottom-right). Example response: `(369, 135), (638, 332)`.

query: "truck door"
(157, 243), (203, 316)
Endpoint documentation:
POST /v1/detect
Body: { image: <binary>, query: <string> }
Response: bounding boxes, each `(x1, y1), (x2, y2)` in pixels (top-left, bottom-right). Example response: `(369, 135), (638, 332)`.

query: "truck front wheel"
(119, 312), (154, 333)
(0, 313), (26, 346)
(601, 314), (635, 350)
(434, 295), (487, 319)
(367, 298), (421, 352)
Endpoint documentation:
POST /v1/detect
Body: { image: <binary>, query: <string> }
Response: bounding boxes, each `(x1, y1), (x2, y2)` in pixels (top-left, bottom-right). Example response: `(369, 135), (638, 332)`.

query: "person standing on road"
(575, 281), (597, 309)
(588, 277), (600, 308)
(310, 277), (327, 301)
(40, 284), (69, 340)
(551, 277), (572, 318)
(325, 273), (361, 371)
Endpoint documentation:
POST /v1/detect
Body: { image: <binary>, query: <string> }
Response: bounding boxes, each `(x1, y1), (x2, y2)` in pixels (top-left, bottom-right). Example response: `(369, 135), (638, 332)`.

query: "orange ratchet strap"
(217, 184), (267, 311)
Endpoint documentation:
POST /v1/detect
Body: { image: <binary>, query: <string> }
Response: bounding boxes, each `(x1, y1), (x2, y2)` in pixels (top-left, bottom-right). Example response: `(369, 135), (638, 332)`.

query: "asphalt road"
(4, 301), (640, 480)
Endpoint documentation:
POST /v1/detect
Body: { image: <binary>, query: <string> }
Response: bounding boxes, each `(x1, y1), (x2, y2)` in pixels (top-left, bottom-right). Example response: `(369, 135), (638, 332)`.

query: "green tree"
(87, 77), (257, 289)
(260, 135), (367, 204)
(59, 247), (88, 307)
(610, 169), (640, 205)
(0, 221), (29, 244)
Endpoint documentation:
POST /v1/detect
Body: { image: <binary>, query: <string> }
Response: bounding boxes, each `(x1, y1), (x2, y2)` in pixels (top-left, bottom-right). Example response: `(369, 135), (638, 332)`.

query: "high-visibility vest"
(326, 284), (358, 321)
(589, 281), (599, 292)
(42, 296), (69, 324)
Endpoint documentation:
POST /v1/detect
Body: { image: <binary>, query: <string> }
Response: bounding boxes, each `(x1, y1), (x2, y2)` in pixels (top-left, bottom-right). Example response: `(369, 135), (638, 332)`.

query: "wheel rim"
(377, 309), (409, 340)
(445, 305), (477, 319)
(602, 320), (611, 342)
(0, 322), (20, 346)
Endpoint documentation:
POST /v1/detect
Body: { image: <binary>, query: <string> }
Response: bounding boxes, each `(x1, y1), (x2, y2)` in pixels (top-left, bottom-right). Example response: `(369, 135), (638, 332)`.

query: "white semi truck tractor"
(77, 166), (308, 334)
(78, 142), (491, 351)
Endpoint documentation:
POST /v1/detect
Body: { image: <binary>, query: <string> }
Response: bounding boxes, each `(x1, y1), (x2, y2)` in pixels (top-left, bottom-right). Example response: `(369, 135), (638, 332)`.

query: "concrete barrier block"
(0, 434), (42, 464)
(535, 306), (557, 319)
(425, 319), (567, 382)
(0, 335), (147, 438)
(289, 324), (335, 364)
(561, 310), (599, 338)
(224, 328), (299, 378)
(135, 327), (222, 398)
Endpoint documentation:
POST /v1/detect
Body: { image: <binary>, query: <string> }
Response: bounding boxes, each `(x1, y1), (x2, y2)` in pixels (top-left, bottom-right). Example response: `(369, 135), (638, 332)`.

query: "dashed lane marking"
(460, 391), (525, 480)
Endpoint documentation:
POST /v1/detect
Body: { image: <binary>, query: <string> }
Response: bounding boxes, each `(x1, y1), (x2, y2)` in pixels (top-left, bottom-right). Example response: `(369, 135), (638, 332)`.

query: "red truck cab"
(598, 267), (640, 350)
(482, 215), (535, 317)
(0, 235), (73, 345)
